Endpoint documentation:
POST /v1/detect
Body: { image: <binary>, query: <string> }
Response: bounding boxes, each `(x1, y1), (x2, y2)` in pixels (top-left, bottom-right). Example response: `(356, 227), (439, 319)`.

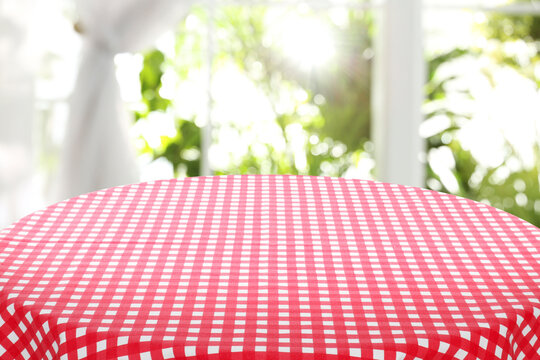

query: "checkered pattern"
(0, 175), (538, 360)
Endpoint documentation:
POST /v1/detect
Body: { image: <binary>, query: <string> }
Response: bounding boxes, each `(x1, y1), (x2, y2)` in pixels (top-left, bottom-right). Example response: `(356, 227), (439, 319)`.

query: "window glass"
(132, 4), (376, 180)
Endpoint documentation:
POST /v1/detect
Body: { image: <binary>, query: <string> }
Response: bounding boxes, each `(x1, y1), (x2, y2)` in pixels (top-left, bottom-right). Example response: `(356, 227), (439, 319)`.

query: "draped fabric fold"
(57, 0), (194, 200)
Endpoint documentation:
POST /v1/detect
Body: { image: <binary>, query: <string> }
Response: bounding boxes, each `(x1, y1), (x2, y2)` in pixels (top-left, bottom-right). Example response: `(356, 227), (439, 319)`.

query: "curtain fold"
(57, 0), (194, 200)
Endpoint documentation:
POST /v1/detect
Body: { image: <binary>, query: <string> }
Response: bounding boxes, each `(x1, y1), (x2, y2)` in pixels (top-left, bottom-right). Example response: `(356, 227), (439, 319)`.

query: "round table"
(0, 175), (538, 360)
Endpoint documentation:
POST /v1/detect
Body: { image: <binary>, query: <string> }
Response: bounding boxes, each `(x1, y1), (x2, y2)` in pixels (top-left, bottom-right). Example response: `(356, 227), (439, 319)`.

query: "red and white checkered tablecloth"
(0, 175), (539, 360)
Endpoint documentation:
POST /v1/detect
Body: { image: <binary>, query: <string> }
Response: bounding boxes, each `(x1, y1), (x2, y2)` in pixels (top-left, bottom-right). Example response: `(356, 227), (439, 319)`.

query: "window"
(2, 0), (539, 227)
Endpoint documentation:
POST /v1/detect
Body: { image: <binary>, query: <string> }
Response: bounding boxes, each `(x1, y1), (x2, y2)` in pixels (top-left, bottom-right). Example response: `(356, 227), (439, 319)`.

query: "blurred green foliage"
(482, 0), (540, 43)
(135, 47), (201, 176)
(475, 1), (540, 84)
(135, 5), (372, 178)
(425, 7), (540, 227)
(137, 50), (171, 118)
(215, 6), (373, 175)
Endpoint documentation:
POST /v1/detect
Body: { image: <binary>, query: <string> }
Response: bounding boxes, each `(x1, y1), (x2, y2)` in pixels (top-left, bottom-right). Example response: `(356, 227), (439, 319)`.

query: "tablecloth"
(0, 175), (539, 360)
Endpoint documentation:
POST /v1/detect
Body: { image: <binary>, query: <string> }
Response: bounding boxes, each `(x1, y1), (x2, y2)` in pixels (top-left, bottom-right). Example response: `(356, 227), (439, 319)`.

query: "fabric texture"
(57, 0), (194, 200)
(0, 175), (539, 359)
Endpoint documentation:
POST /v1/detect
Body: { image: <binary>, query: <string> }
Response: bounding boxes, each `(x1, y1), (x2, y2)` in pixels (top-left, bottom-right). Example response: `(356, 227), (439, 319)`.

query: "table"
(0, 175), (538, 360)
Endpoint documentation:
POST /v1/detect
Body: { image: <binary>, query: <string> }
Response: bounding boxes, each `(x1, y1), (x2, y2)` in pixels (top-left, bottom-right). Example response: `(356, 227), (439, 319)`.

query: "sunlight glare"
(281, 17), (335, 70)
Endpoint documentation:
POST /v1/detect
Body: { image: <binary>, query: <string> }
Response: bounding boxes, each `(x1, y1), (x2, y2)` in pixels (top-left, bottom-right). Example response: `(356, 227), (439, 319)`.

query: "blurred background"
(1, 0), (540, 228)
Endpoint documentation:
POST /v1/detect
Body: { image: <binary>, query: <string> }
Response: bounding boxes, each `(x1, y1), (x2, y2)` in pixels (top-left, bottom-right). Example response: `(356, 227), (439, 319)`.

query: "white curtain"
(57, 0), (195, 200)
(0, 0), (39, 227)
